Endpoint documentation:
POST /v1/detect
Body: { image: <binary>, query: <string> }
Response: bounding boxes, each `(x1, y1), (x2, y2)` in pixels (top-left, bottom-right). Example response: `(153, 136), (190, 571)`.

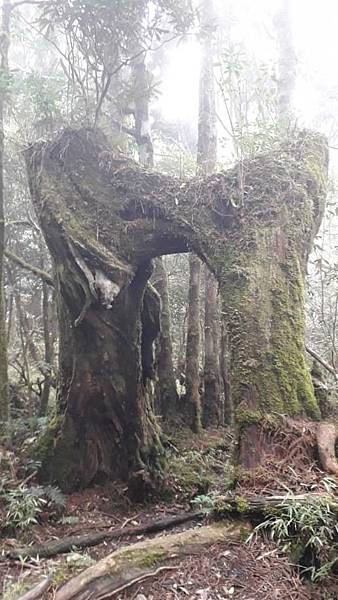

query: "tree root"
(54, 522), (248, 600)
(316, 422), (338, 476)
(6, 510), (204, 561)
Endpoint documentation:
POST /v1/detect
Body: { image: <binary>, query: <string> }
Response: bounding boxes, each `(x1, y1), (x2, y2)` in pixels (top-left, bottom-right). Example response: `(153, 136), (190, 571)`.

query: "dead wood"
(316, 422), (338, 476)
(16, 576), (52, 600)
(215, 493), (338, 517)
(55, 522), (248, 600)
(6, 510), (204, 561)
(306, 345), (338, 378)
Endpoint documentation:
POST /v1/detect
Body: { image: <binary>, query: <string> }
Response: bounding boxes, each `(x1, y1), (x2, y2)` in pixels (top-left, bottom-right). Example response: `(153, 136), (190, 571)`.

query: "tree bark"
(39, 279), (54, 416)
(203, 267), (221, 426)
(220, 319), (233, 425)
(0, 0), (11, 421)
(38, 260), (162, 497)
(25, 127), (328, 490)
(198, 0), (221, 428)
(185, 253), (202, 432)
(153, 257), (179, 420)
(132, 46), (177, 426)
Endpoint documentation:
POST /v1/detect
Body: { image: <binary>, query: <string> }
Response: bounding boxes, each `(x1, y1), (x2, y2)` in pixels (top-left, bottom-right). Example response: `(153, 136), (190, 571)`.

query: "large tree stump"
(25, 129), (328, 490)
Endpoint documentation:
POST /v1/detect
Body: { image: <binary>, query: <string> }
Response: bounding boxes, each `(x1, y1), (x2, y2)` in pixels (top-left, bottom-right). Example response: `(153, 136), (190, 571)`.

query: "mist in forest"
(1, 1), (338, 599)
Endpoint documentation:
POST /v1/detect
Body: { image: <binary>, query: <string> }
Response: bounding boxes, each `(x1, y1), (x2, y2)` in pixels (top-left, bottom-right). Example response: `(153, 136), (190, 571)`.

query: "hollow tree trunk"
(153, 257), (179, 420)
(25, 128), (328, 491)
(35, 259), (162, 496)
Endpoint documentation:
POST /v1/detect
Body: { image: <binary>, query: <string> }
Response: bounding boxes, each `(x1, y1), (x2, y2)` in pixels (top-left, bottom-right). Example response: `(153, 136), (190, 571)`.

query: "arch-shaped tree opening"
(25, 127), (328, 498)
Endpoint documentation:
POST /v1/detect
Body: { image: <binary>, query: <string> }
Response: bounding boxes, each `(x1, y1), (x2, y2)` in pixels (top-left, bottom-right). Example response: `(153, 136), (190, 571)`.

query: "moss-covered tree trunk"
(220, 142), (327, 468)
(25, 127), (328, 491)
(153, 257), (178, 421)
(25, 134), (165, 497)
(43, 262), (162, 497)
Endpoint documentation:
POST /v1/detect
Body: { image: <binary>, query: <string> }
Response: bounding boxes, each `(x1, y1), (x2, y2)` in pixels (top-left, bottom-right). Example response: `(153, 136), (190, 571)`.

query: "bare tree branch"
(306, 345), (338, 379)
(4, 249), (54, 286)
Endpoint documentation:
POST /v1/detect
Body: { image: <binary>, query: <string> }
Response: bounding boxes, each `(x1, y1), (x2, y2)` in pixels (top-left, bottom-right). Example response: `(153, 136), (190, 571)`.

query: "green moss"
(220, 180), (321, 423)
(136, 547), (168, 568)
(31, 413), (79, 491)
(236, 496), (249, 513)
(235, 407), (262, 428)
(169, 454), (214, 494)
(29, 414), (63, 463)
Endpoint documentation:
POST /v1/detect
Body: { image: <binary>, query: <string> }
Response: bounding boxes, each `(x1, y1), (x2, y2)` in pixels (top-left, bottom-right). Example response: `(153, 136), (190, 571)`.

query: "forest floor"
(1, 424), (338, 599)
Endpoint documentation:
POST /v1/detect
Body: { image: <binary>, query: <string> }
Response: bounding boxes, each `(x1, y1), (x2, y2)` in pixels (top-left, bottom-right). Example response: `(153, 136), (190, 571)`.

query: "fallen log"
(6, 510), (203, 561)
(55, 522), (248, 600)
(7, 492), (338, 564)
(214, 493), (338, 517)
(16, 577), (52, 600)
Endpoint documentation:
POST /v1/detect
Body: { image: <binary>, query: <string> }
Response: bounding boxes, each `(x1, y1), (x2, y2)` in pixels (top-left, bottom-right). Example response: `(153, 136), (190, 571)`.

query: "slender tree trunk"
(153, 257), (178, 421)
(203, 267), (221, 426)
(196, 0), (221, 429)
(132, 48), (177, 424)
(185, 253), (202, 432)
(274, 0), (296, 122)
(38, 244), (55, 416)
(132, 53), (153, 167)
(39, 280), (54, 416)
(220, 320), (232, 425)
(0, 0), (10, 421)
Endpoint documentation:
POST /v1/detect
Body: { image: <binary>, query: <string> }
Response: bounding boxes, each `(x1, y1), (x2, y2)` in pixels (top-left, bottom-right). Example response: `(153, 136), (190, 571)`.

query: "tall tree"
(185, 252), (202, 432)
(0, 0), (11, 421)
(274, 0), (296, 121)
(125, 30), (179, 422)
(199, 0), (221, 428)
(185, 0), (220, 432)
(153, 257), (178, 420)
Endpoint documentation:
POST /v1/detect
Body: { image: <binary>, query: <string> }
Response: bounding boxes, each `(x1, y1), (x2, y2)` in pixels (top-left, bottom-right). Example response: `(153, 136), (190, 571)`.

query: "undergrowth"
(248, 489), (338, 581)
(0, 477), (65, 533)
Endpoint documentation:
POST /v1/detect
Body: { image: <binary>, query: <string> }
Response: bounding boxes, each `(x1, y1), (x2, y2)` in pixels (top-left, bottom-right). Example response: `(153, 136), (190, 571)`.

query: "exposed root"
(6, 510), (203, 561)
(316, 421), (338, 476)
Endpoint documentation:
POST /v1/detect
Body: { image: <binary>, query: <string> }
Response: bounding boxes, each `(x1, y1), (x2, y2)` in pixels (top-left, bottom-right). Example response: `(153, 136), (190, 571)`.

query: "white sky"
(160, 0), (338, 141)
